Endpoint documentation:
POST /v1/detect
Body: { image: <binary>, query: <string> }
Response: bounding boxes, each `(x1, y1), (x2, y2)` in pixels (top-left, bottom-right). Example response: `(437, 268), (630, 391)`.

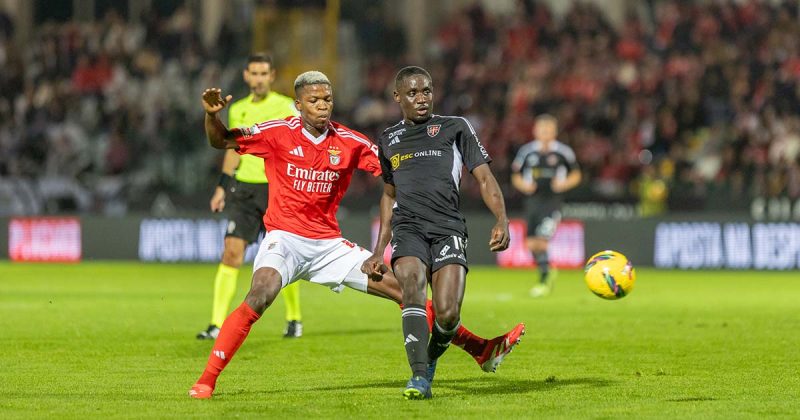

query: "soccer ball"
(584, 250), (636, 300)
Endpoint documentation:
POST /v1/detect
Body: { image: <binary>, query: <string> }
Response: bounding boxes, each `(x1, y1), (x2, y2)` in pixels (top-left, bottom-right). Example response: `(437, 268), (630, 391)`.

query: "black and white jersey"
(511, 140), (578, 202)
(378, 115), (491, 237)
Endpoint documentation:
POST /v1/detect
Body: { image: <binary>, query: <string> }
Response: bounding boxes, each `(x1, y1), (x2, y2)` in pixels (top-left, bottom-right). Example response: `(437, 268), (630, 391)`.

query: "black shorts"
(524, 200), (561, 240)
(390, 222), (468, 273)
(225, 181), (268, 243)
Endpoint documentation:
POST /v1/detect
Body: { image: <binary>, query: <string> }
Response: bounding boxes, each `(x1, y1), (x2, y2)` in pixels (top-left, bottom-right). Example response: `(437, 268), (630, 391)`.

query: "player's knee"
(221, 246), (245, 267)
(398, 272), (426, 294)
(244, 268), (282, 314)
(434, 303), (461, 329)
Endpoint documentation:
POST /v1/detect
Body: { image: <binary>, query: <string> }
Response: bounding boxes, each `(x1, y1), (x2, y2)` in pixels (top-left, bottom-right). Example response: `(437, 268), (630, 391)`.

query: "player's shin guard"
(211, 264), (239, 327)
(197, 302), (261, 388)
(427, 320), (459, 361)
(401, 305), (429, 378)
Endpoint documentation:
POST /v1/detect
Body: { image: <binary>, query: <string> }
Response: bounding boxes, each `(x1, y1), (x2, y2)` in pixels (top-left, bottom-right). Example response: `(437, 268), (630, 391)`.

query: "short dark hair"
(247, 52), (274, 67)
(394, 66), (432, 89)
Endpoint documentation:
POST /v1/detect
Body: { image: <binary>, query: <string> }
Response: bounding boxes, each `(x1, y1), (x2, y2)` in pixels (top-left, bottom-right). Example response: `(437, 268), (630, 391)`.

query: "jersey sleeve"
(357, 141), (382, 176)
(561, 144), (579, 171)
(232, 122), (278, 158)
(511, 145), (529, 174)
(377, 137), (394, 185)
(455, 117), (491, 171)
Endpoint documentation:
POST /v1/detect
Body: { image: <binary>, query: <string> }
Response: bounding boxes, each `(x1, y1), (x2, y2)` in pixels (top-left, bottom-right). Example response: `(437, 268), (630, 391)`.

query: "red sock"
(196, 303), (261, 388)
(421, 299), (488, 361)
(424, 300), (435, 331)
(451, 325), (489, 360)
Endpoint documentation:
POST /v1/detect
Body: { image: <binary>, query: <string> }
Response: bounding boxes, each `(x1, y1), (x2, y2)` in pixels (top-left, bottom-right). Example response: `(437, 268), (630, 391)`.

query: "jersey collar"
(302, 127), (329, 145)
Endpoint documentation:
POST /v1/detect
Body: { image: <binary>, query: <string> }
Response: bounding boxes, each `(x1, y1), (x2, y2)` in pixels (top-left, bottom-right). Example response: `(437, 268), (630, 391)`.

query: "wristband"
(218, 173), (234, 190)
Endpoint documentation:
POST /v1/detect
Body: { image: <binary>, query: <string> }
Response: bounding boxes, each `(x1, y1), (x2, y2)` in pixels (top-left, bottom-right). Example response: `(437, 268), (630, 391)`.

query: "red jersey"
(234, 116), (381, 239)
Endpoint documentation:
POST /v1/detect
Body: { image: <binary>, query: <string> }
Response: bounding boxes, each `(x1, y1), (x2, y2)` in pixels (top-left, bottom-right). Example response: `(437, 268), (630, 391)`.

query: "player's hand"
(521, 180), (537, 195)
(551, 179), (567, 193)
(202, 88), (232, 115)
(209, 186), (226, 212)
(489, 220), (510, 252)
(361, 254), (388, 282)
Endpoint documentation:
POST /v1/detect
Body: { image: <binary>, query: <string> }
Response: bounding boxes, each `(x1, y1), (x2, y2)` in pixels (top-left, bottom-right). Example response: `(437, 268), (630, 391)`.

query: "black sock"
(402, 304), (429, 378)
(427, 320), (459, 361)
(534, 251), (550, 283)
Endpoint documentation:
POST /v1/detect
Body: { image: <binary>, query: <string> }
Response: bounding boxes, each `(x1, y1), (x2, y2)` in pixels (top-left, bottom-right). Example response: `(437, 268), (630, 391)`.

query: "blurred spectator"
(3, 0), (800, 216)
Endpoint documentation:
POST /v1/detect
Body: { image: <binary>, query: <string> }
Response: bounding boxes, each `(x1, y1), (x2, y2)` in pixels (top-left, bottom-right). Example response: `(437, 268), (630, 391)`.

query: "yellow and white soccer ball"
(584, 250), (636, 300)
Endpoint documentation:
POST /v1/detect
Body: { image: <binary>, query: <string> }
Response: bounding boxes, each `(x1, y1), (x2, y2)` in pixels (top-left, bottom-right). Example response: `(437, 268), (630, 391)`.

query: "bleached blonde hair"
(294, 71), (331, 95)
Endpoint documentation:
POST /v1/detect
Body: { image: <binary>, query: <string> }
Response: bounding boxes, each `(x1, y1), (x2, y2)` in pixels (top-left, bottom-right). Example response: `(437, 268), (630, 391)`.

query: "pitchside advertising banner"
(137, 219), (261, 262)
(1, 216), (800, 269)
(8, 217), (82, 262)
(654, 222), (800, 269)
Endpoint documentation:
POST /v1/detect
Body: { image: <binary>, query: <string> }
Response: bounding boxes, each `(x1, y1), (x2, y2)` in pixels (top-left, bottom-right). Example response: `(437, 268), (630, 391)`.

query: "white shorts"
(253, 230), (372, 293)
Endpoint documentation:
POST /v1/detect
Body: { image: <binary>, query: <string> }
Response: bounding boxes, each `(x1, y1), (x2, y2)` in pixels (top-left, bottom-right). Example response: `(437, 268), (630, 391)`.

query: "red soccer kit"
(234, 116), (381, 239)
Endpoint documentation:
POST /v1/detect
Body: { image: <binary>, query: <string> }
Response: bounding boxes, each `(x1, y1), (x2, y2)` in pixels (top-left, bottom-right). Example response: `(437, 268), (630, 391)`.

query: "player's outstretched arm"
(472, 164), (510, 252)
(201, 88), (238, 149)
(361, 183), (395, 280)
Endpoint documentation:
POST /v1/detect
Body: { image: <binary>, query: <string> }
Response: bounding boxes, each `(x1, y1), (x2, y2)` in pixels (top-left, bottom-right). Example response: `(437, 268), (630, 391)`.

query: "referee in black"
(511, 114), (581, 297)
(363, 66), (512, 399)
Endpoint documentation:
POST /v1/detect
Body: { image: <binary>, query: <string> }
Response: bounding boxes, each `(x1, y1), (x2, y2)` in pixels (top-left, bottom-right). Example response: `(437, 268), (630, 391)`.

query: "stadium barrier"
(1, 215), (799, 269)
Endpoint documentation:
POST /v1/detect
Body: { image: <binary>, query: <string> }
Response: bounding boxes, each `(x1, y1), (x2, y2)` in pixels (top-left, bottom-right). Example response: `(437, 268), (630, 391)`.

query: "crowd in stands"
(1, 0), (800, 216)
(0, 5), (248, 215)
(353, 0), (800, 213)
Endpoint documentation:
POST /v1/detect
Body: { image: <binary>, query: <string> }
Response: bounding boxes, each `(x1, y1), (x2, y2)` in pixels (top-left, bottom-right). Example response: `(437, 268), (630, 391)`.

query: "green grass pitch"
(1, 262), (798, 418)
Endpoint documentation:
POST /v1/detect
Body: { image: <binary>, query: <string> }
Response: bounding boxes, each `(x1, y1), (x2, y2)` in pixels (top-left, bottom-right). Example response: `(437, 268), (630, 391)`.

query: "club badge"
(328, 148), (342, 165)
(427, 124), (441, 137)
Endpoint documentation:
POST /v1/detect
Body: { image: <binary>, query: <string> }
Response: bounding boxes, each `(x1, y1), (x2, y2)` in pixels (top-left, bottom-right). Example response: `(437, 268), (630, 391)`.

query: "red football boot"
(477, 323), (526, 372)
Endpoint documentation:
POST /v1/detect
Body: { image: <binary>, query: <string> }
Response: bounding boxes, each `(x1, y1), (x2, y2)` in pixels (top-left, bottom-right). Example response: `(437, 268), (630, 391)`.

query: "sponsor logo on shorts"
(439, 245), (450, 256)
(434, 253), (465, 263)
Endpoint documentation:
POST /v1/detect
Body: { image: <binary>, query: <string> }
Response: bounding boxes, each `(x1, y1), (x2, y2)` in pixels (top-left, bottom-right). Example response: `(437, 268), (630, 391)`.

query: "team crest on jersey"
(328, 147), (342, 165)
(547, 155), (558, 166)
(427, 124), (441, 137)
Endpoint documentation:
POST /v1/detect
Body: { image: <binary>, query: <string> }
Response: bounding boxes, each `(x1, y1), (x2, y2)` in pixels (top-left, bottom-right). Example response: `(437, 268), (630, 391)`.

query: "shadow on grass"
(227, 376), (612, 398)
(432, 376), (613, 396)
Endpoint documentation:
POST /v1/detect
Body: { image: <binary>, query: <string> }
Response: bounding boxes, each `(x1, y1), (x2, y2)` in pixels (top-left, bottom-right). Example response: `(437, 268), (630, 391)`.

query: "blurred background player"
(511, 115), (581, 298)
(197, 53), (304, 340)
